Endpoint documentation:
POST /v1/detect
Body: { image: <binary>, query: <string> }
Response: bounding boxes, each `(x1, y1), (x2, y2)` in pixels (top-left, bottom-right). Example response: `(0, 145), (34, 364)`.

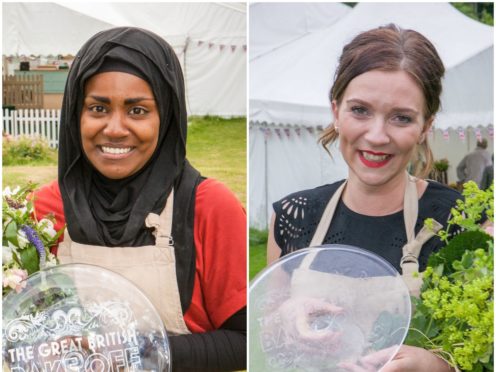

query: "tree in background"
(453, 2), (493, 26)
(343, 3), (493, 26)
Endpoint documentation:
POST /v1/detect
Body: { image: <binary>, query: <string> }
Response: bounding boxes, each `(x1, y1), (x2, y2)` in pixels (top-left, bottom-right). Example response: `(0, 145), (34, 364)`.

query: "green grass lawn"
(249, 229), (268, 281)
(3, 116), (247, 207)
(187, 116), (246, 206)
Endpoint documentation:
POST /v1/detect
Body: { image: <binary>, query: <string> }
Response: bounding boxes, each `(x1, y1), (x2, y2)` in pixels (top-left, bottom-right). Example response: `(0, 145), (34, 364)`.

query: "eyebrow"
(85, 95), (155, 105)
(346, 98), (419, 115)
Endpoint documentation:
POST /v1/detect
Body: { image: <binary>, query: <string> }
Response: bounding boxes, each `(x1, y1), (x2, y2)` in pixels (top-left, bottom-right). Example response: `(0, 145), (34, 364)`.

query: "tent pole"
(264, 125), (269, 229)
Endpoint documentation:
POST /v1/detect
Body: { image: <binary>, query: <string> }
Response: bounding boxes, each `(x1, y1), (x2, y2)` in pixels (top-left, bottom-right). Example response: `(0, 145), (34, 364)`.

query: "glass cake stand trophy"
(250, 245), (411, 372)
(3, 264), (170, 371)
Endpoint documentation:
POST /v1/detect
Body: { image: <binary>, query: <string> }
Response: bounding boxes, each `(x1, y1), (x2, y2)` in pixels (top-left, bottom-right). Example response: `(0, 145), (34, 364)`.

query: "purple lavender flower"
(21, 225), (46, 268)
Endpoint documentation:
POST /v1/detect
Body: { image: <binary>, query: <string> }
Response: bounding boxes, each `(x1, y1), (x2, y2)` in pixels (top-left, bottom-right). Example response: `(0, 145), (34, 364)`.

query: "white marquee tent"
(250, 2), (494, 229)
(3, 2), (246, 116)
(249, 2), (351, 60)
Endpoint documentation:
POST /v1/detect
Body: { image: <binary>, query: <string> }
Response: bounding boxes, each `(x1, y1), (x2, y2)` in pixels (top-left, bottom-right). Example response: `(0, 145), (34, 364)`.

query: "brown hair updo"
(320, 24), (445, 178)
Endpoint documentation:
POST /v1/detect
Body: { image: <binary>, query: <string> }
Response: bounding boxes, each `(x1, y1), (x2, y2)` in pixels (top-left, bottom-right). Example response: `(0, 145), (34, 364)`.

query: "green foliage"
(369, 311), (409, 350)
(427, 230), (492, 275)
(433, 158), (449, 172)
(3, 135), (57, 166)
(434, 182), (494, 243)
(186, 116), (246, 206)
(249, 228), (268, 280)
(406, 182), (494, 371)
(452, 3), (494, 26)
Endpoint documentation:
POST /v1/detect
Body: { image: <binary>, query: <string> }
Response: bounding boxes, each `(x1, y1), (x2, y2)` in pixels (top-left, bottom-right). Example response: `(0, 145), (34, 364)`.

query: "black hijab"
(59, 27), (202, 311)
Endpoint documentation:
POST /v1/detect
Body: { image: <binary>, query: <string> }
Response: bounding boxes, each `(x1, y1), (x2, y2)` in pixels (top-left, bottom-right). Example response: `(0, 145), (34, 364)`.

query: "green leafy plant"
(433, 158), (450, 172)
(406, 182), (494, 371)
(2, 135), (57, 166)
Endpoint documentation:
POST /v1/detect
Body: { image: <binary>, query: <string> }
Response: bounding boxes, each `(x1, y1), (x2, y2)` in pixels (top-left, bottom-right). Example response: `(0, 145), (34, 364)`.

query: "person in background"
(33, 27), (246, 371)
(456, 138), (492, 188)
(479, 153), (494, 191)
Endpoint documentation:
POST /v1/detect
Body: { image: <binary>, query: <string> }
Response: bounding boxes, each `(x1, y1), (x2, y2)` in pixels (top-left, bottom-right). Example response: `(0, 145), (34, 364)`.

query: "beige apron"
(290, 173), (443, 336)
(57, 190), (191, 336)
(307, 172), (442, 296)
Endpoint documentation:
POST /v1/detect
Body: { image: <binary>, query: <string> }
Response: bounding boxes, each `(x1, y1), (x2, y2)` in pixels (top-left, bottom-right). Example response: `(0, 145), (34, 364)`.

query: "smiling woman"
(81, 71), (160, 179)
(266, 24), (462, 372)
(31, 27), (246, 371)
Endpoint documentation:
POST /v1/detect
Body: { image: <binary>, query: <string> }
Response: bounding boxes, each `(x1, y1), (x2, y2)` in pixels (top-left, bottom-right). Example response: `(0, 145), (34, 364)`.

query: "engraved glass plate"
(249, 245), (411, 372)
(3, 263), (170, 372)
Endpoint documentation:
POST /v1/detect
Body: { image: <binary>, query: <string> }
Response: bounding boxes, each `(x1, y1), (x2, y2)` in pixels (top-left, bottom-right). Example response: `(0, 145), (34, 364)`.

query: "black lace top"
(273, 180), (462, 273)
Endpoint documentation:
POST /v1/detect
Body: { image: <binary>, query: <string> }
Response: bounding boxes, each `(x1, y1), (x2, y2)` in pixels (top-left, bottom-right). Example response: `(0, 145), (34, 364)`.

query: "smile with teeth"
(361, 151), (391, 162)
(100, 146), (133, 155)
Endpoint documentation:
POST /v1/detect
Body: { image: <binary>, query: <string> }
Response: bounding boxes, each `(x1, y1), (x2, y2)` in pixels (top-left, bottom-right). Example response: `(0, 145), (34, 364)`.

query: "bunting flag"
(195, 40), (245, 53)
(475, 127), (482, 142)
(457, 127), (465, 141)
(295, 128), (301, 137)
(260, 127), (271, 139)
(274, 128), (282, 139)
(488, 126), (494, 138)
(284, 128), (291, 138)
(442, 129), (450, 141)
(307, 127), (314, 134)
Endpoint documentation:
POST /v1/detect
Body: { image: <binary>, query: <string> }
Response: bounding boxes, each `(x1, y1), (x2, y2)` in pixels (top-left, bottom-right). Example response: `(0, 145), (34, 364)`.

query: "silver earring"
(334, 125), (339, 133)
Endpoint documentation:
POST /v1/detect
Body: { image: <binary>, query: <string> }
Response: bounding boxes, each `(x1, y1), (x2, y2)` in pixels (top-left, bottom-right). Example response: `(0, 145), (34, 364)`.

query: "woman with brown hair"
(267, 24), (459, 371)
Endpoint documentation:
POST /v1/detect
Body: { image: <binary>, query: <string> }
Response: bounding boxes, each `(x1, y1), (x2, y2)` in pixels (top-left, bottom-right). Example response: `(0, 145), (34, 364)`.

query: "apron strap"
(300, 181), (347, 270)
(309, 181), (347, 247)
(403, 174), (418, 244)
(145, 189), (174, 247)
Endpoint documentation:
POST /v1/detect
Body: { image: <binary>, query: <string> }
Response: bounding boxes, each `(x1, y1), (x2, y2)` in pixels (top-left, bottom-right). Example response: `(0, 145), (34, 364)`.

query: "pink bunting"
(260, 127), (271, 139)
(284, 128), (290, 138)
(457, 127), (465, 141)
(219, 44), (225, 51)
(198, 41), (204, 47)
(243, 45), (247, 52)
(208, 43), (214, 49)
(274, 128), (282, 139)
(231, 45), (236, 52)
(295, 128), (301, 137)
(442, 130), (450, 141)
(475, 128), (482, 142)
(488, 126), (494, 138)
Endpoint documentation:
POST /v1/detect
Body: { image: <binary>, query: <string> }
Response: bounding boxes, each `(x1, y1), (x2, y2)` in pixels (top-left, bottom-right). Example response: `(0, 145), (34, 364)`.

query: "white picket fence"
(3, 109), (61, 148)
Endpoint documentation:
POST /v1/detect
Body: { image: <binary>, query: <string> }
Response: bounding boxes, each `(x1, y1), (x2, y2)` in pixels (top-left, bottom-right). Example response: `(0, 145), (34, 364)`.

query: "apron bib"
(292, 172), (442, 301)
(57, 190), (190, 336)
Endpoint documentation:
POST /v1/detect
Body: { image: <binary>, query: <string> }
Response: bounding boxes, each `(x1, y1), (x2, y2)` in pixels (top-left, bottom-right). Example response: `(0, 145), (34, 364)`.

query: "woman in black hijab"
(34, 27), (246, 371)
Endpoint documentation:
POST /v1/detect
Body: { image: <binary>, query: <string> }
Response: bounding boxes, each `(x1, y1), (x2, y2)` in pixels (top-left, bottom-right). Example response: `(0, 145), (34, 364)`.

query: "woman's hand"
(276, 296), (344, 354)
(339, 345), (455, 372)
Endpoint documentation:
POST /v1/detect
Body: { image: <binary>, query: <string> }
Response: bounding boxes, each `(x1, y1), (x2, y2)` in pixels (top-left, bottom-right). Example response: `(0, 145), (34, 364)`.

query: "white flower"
(45, 254), (58, 268)
(38, 219), (57, 239)
(17, 229), (30, 249)
(2, 245), (14, 264)
(3, 186), (20, 198)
